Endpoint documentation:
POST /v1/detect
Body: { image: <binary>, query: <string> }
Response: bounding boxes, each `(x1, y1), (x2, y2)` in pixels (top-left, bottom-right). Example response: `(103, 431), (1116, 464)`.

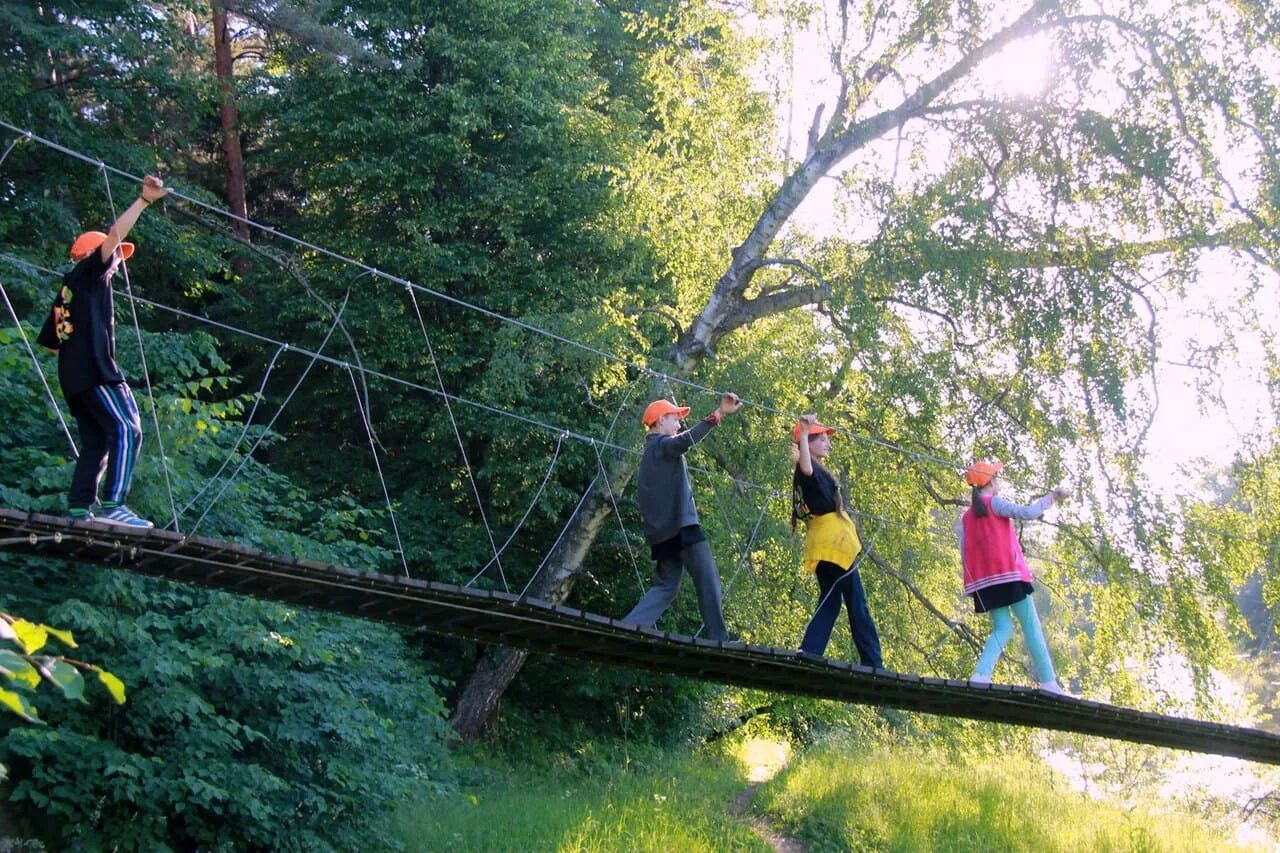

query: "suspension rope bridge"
(4, 120), (1280, 767)
(0, 121), (1267, 563)
(0, 251), (1244, 613)
(2, 507), (1278, 765)
(0, 120), (1115, 500)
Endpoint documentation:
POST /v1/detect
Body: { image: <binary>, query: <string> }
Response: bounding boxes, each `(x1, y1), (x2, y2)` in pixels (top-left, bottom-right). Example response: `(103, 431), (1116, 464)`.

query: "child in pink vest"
(956, 460), (1071, 696)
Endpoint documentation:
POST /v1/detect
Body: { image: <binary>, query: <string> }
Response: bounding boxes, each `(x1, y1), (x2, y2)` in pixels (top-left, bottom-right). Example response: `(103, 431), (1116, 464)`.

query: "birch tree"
(450, 0), (1280, 737)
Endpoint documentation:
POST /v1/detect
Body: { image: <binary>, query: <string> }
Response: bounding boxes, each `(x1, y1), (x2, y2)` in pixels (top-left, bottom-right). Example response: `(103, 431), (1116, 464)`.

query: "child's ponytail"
(971, 486), (989, 518)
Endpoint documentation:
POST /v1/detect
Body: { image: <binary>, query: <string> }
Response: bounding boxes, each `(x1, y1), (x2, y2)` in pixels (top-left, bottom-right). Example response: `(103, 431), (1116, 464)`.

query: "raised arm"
(795, 414), (817, 476)
(662, 393), (742, 456)
(991, 485), (1070, 521)
(99, 175), (168, 262)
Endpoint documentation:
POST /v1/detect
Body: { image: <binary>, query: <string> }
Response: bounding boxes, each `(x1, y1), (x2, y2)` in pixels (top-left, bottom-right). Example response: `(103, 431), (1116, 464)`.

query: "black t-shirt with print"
(52, 251), (124, 399)
(792, 460), (841, 523)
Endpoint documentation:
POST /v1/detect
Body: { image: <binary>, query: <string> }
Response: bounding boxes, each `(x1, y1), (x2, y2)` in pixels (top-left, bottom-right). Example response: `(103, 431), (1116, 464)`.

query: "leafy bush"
(0, 322), (455, 850)
(0, 612), (125, 726)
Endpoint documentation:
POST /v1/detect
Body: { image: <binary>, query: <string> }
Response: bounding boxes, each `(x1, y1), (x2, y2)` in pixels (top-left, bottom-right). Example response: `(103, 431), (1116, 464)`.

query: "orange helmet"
(792, 421), (836, 444)
(70, 231), (133, 262)
(965, 460), (1005, 487)
(642, 399), (690, 427)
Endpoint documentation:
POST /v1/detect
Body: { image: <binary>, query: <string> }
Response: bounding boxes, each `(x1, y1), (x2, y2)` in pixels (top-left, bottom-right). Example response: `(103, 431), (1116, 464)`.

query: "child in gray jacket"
(623, 392), (742, 641)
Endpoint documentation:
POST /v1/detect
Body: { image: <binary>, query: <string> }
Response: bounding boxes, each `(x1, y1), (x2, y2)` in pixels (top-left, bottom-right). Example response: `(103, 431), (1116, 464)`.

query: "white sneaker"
(1037, 680), (1076, 698)
(969, 673), (992, 686)
(98, 504), (155, 529)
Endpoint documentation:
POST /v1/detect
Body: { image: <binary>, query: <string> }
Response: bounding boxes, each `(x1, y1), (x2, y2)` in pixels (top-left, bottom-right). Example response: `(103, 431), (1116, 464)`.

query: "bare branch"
(874, 296), (993, 349)
(715, 256), (838, 333)
(678, 1), (1088, 362)
(920, 477), (966, 508)
(806, 103), (826, 159)
(702, 704), (774, 743)
(720, 284), (827, 333)
(625, 305), (684, 341)
(213, 0), (390, 68)
(863, 545), (983, 654)
(754, 256), (833, 293)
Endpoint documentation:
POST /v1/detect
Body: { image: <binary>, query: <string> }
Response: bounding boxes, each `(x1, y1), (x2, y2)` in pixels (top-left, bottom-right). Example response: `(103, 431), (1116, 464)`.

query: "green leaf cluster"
(0, 611), (124, 724)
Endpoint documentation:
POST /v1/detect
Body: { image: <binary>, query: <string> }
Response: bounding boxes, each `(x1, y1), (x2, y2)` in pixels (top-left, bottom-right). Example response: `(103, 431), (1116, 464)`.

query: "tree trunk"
(447, 132), (845, 740)
(449, 449), (638, 739)
(448, 644), (530, 740)
(212, 4), (251, 276)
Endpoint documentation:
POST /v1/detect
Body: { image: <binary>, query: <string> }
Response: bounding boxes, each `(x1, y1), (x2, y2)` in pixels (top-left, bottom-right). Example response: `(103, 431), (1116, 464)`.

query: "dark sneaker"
(98, 505), (154, 529)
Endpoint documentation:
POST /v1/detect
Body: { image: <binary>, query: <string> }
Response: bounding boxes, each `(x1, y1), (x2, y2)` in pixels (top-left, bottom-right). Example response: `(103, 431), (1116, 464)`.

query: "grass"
(393, 735), (1262, 852)
(754, 743), (1261, 853)
(392, 744), (771, 852)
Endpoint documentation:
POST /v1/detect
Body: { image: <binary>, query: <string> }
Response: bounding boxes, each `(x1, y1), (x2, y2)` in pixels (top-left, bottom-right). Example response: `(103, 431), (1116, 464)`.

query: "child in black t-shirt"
(791, 414), (882, 666)
(37, 175), (169, 528)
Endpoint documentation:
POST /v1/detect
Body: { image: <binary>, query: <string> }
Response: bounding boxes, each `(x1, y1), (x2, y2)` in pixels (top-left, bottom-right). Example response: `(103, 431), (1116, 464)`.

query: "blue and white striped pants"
(68, 382), (142, 510)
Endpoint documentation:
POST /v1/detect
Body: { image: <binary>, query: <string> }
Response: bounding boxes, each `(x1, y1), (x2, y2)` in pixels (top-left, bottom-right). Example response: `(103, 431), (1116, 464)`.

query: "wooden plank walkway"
(2, 507), (1277, 764)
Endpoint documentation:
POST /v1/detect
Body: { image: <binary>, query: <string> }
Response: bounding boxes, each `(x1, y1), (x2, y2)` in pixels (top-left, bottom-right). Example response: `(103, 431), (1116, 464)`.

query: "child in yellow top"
(792, 415), (882, 666)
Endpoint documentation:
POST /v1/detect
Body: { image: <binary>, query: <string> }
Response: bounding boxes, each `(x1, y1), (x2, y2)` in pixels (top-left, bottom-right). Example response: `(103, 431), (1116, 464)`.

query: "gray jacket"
(636, 417), (716, 544)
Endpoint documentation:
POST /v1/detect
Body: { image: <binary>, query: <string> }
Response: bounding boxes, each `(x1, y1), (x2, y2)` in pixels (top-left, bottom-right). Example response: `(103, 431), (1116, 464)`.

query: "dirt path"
(728, 779), (806, 853)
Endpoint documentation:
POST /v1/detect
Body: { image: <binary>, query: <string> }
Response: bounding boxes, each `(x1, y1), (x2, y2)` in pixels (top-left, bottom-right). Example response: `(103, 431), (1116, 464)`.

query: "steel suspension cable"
(0, 258), (1153, 660)
(519, 471), (600, 602)
(696, 490), (778, 640)
(99, 167), (180, 532)
(0, 256), (1222, 582)
(182, 342), (287, 519)
(464, 431), (568, 588)
(184, 295), (350, 535)
(405, 284), (506, 590)
(0, 121), (1020, 492)
(344, 364), (410, 577)
(4, 125), (1265, 564)
(0, 134), (77, 458)
(590, 438), (648, 596)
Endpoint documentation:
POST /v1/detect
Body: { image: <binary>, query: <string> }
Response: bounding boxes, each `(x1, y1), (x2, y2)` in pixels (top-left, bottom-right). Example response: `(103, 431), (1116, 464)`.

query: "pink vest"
(961, 496), (1033, 594)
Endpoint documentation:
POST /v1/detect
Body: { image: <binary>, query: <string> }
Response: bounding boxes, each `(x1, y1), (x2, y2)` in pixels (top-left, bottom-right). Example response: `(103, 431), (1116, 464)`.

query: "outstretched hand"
(718, 392), (743, 417)
(1051, 485), (1071, 502)
(140, 175), (169, 204)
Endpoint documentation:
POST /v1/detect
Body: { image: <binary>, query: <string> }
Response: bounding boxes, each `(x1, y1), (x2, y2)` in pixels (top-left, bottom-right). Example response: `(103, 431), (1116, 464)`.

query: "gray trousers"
(624, 539), (727, 641)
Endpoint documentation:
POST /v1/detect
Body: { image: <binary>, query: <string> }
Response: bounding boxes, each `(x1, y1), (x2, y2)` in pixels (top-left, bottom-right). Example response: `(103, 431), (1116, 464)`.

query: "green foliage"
(494, 656), (729, 752)
(0, 319), (454, 849)
(0, 0), (1278, 840)
(394, 742), (769, 852)
(0, 611), (125, 726)
(615, 1), (779, 315)
(4, 570), (453, 851)
(168, 0), (684, 587)
(0, 0), (215, 264)
(756, 741), (1258, 852)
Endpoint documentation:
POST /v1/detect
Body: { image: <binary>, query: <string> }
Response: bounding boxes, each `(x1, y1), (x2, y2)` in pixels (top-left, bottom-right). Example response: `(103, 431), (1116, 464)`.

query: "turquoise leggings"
(973, 595), (1056, 682)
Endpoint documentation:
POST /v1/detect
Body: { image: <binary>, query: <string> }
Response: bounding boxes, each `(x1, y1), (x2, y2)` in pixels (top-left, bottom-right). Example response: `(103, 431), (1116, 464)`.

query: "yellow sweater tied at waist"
(802, 511), (861, 574)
